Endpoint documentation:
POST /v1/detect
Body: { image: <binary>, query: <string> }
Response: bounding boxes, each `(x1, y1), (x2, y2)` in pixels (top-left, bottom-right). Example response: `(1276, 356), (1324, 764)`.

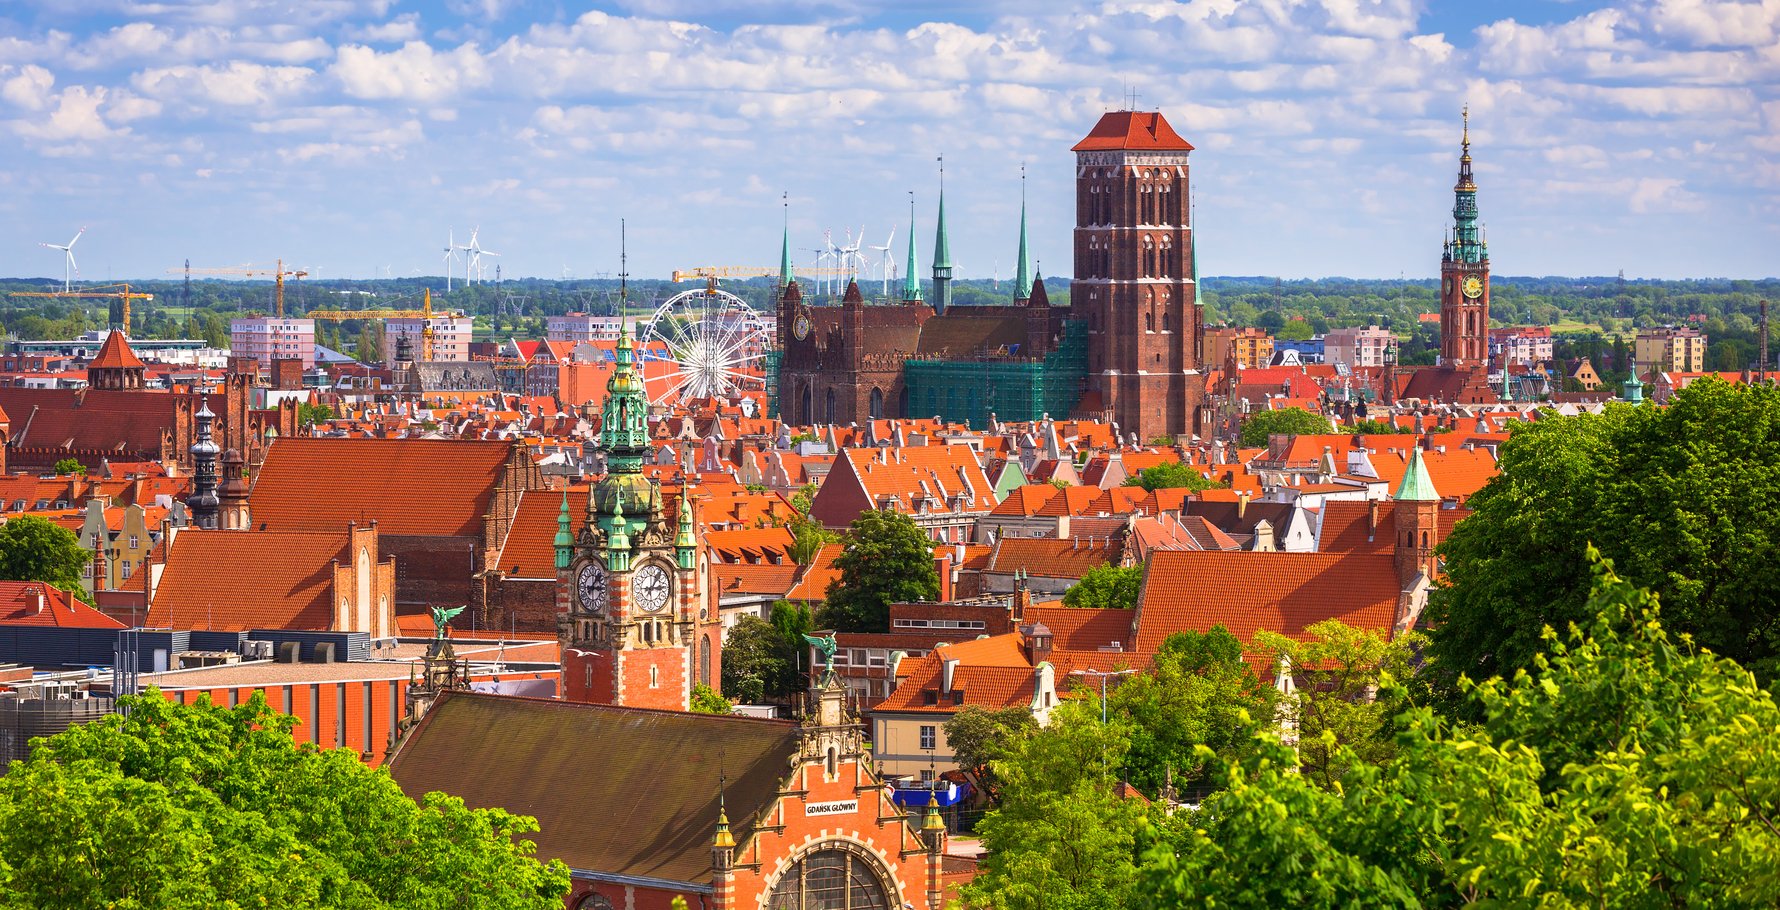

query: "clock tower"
(1439, 107), (1490, 367)
(557, 324), (715, 711)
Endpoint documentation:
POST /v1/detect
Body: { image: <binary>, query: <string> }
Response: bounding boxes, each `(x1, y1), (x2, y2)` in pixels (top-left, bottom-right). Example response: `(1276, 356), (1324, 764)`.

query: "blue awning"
(888, 780), (972, 808)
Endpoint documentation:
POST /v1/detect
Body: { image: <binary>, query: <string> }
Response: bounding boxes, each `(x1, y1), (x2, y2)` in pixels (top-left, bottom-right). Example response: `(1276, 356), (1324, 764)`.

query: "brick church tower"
(1071, 110), (1205, 441)
(557, 324), (716, 710)
(1439, 108), (1489, 366)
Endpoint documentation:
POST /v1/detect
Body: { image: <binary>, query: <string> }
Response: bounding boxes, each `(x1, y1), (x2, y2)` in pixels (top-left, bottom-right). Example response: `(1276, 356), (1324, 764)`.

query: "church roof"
(387, 692), (799, 886)
(1072, 111), (1194, 152)
(1133, 550), (1400, 656)
(147, 528), (352, 631)
(251, 437), (517, 538)
(88, 332), (145, 371)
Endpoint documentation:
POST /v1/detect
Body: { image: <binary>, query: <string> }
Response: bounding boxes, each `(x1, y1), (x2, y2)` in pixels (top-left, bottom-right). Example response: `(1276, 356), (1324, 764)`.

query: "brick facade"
(1071, 111), (1207, 441)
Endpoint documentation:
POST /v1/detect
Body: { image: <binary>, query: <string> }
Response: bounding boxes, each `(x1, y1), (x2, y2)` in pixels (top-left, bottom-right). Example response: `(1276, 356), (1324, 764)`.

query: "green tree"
(943, 706), (1039, 804)
(789, 482), (819, 515)
(1341, 418), (1396, 435)
(0, 516), (91, 600)
(770, 600), (815, 692)
(1276, 318), (1314, 341)
(1253, 621), (1426, 790)
(1429, 379), (1780, 687)
(298, 402), (336, 426)
(0, 690), (569, 909)
(1238, 407), (1334, 446)
(689, 683), (732, 715)
(1107, 627), (1274, 794)
(965, 701), (1148, 910)
(719, 615), (788, 704)
(1061, 564), (1144, 610)
(1122, 461), (1220, 492)
(786, 517), (835, 566)
(355, 323), (382, 363)
(1136, 555), (1780, 908)
(819, 509), (938, 633)
(50, 458), (86, 476)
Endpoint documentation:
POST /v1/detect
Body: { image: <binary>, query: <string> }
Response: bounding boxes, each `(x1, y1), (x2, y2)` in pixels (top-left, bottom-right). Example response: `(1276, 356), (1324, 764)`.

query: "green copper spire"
(553, 492), (573, 570)
(1013, 166), (1033, 300)
(1446, 105), (1485, 266)
(599, 319), (650, 473)
(778, 194), (794, 288)
(675, 489), (696, 567)
(1622, 368), (1646, 403)
(932, 157), (953, 314)
(901, 192), (923, 302)
(1395, 447), (1441, 502)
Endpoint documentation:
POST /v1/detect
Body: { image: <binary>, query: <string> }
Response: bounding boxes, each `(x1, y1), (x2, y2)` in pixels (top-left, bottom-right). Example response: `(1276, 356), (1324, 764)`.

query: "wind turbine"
(836, 226), (868, 284)
(40, 227), (85, 293)
(442, 229), (460, 291)
(467, 229), (498, 282)
(803, 230), (838, 295)
(869, 226), (896, 296)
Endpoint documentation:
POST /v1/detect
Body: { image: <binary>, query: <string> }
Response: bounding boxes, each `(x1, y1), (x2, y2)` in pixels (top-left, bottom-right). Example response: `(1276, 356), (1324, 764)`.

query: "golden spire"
(714, 788), (736, 849)
(1461, 103), (1470, 157)
(922, 790), (945, 832)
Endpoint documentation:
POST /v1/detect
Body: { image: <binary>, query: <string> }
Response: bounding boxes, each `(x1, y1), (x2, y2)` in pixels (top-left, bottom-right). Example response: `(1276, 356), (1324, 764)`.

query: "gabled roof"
(985, 537), (1120, 580)
(495, 489), (589, 580)
(1072, 111), (1194, 152)
(0, 581), (125, 629)
(147, 528), (351, 632)
(387, 692), (799, 886)
(251, 437), (517, 537)
(1022, 605), (1133, 652)
(991, 483), (1062, 517)
(1133, 550), (1401, 655)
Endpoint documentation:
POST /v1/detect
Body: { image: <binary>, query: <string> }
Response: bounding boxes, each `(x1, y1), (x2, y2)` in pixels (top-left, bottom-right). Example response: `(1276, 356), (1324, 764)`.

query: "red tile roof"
(991, 483), (1062, 517)
(495, 489), (588, 580)
(1133, 550), (1401, 655)
(148, 528), (352, 631)
(89, 332), (145, 370)
(0, 581), (125, 629)
(1023, 605), (1133, 652)
(252, 437), (517, 537)
(986, 537), (1120, 580)
(1072, 111), (1194, 151)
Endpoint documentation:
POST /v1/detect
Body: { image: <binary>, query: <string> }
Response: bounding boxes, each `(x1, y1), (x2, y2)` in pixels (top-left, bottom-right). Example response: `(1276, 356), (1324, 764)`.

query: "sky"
(0, 0), (1775, 284)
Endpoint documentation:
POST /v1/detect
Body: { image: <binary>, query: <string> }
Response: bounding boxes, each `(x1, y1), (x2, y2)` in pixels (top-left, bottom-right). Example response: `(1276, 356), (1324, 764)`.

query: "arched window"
(801, 385), (813, 426)
(869, 387), (884, 419)
(824, 388), (837, 424)
(1145, 310), (1155, 333)
(650, 665), (660, 688)
(766, 847), (892, 910)
(699, 637), (712, 687)
(577, 893), (615, 910)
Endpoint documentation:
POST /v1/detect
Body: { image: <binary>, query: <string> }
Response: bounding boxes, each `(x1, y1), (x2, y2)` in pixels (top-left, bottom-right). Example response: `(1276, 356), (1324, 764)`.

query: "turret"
(1393, 446), (1440, 599)
(553, 493), (573, 571)
(187, 401), (220, 529)
(1013, 170), (1033, 301)
(675, 488), (696, 570)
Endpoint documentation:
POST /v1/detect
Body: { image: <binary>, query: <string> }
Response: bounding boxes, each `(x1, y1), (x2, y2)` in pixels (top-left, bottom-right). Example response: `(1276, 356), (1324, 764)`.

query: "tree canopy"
(1238, 407), (1334, 446)
(820, 509), (938, 633)
(50, 458), (85, 476)
(943, 706), (1039, 805)
(1429, 378), (1780, 687)
(0, 516), (91, 601)
(1061, 564), (1144, 610)
(0, 690), (569, 909)
(1137, 555), (1780, 908)
(1122, 461), (1220, 492)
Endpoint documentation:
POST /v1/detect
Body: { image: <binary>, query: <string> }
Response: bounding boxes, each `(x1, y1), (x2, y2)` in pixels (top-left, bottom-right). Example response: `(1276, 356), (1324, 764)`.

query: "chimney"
(934, 553), (953, 603)
(30, 587), (45, 614)
(1237, 491), (1249, 520)
(941, 657), (958, 694)
(1367, 498), (1380, 540)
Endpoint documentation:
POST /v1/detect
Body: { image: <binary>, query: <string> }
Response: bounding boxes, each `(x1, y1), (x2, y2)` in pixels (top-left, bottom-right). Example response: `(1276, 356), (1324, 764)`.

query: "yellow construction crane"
(167, 259), (308, 316)
(309, 289), (462, 362)
(9, 283), (154, 335)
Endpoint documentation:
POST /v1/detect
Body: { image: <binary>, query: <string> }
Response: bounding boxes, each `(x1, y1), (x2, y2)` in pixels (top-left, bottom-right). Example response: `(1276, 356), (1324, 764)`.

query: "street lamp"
(1069, 668), (1137, 724)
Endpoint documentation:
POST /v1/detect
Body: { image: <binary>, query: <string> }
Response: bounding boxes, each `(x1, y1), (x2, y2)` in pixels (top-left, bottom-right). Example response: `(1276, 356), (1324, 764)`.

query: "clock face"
(577, 563), (607, 612)
(633, 564), (671, 613)
(1462, 276), (1484, 299)
(793, 312), (813, 341)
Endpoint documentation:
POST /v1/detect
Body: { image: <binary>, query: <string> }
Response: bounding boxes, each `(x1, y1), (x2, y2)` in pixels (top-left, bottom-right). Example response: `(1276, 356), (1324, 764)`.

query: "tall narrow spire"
(778, 193), (793, 288)
(187, 401), (220, 529)
(1013, 164), (1033, 300)
(901, 191), (923, 302)
(931, 157), (953, 314)
(1448, 105), (1483, 265)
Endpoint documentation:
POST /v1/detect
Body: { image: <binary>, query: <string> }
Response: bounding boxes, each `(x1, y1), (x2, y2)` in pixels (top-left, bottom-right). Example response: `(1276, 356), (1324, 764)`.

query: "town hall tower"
(1439, 108), (1490, 366)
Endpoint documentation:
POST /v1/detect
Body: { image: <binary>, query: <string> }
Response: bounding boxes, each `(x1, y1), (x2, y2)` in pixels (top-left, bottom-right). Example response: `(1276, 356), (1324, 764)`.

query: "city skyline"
(0, 0), (1775, 282)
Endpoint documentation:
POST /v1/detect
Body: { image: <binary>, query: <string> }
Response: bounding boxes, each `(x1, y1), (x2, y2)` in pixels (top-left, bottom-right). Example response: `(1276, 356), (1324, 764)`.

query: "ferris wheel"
(638, 285), (772, 406)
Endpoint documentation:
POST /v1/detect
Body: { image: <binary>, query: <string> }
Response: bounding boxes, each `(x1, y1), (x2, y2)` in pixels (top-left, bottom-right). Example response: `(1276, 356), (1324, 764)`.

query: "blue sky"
(0, 0), (1774, 283)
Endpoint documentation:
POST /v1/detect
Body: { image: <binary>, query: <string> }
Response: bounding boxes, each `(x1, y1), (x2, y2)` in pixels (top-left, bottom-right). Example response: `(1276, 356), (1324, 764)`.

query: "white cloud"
(0, 65), (56, 110)
(13, 85), (124, 142)
(133, 61), (315, 107)
(350, 14), (422, 43)
(330, 41), (492, 102)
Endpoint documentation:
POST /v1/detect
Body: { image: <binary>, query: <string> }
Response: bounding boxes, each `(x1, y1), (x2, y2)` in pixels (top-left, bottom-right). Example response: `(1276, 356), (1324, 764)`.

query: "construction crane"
(9, 283), (154, 335)
(167, 259), (308, 316)
(309, 289), (462, 362)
